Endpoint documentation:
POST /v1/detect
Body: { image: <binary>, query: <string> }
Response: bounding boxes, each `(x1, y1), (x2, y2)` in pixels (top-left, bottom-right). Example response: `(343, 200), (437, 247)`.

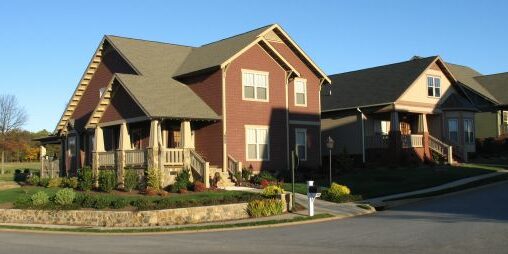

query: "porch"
(91, 119), (212, 188)
(364, 111), (456, 164)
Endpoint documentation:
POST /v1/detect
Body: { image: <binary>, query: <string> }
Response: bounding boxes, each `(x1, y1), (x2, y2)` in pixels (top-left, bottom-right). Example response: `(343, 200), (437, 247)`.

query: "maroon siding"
(100, 84), (146, 123)
(70, 47), (135, 131)
(184, 71), (224, 167)
(225, 44), (288, 172)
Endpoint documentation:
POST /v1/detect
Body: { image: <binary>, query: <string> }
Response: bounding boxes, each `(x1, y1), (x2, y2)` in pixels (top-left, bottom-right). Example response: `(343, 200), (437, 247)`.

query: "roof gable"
(475, 72), (508, 105)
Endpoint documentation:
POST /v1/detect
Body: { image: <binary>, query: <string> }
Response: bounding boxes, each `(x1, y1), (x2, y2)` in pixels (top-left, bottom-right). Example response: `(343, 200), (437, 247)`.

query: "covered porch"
(363, 111), (454, 164)
(92, 119), (211, 188)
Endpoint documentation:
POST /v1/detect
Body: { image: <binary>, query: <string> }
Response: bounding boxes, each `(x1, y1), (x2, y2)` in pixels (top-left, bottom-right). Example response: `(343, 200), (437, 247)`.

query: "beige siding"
(397, 68), (457, 113)
(321, 115), (362, 155)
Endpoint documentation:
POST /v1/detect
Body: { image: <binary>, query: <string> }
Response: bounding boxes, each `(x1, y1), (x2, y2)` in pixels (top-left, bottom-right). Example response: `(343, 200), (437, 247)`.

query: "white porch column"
(92, 126), (104, 187)
(147, 120), (160, 170)
(417, 114), (428, 133)
(180, 120), (194, 149)
(119, 123), (131, 150)
(40, 145), (47, 178)
(180, 120), (193, 171)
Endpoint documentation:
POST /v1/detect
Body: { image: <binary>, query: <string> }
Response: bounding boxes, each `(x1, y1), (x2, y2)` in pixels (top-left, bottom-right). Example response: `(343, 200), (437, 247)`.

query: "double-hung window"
(448, 119), (458, 143)
(295, 128), (307, 160)
(294, 79), (307, 106)
(242, 70), (268, 101)
(464, 119), (474, 144)
(427, 76), (441, 97)
(246, 126), (269, 161)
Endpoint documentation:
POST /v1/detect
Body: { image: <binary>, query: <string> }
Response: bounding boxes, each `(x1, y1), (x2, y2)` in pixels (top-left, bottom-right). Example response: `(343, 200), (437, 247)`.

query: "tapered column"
(147, 120), (160, 170)
(181, 120), (193, 170)
(117, 123), (130, 188)
(92, 126), (104, 187)
(40, 145), (46, 178)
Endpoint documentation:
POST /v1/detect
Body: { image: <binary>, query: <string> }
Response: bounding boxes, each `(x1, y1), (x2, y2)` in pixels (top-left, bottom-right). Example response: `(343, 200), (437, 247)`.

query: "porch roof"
(33, 135), (61, 145)
(322, 56), (438, 112)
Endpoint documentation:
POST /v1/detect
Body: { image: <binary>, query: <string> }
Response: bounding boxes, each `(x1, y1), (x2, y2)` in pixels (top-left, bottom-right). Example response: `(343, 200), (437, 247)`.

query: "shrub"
(146, 168), (162, 191)
(63, 177), (79, 189)
(260, 179), (270, 188)
(247, 199), (284, 218)
(39, 177), (50, 187)
(13, 169), (26, 182)
(31, 191), (50, 207)
(252, 171), (276, 184)
(99, 170), (117, 192)
(193, 181), (206, 192)
(27, 175), (40, 186)
(170, 169), (191, 193)
(124, 169), (139, 192)
(93, 196), (110, 209)
(47, 177), (62, 188)
(132, 199), (154, 211)
(13, 195), (32, 209)
(78, 167), (94, 191)
(321, 183), (362, 203)
(80, 193), (97, 208)
(262, 185), (285, 197)
(242, 168), (253, 182)
(54, 188), (76, 206)
(111, 198), (128, 209)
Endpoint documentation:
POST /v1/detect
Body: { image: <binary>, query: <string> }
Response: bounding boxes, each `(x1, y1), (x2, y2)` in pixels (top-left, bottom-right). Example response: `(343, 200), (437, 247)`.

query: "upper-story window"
(294, 79), (307, 106)
(427, 76), (441, 98)
(242, 70), (269, 101)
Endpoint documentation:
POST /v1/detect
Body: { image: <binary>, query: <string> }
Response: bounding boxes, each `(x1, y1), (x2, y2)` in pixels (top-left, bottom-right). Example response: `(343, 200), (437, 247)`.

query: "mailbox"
(306, 181), (321, 217)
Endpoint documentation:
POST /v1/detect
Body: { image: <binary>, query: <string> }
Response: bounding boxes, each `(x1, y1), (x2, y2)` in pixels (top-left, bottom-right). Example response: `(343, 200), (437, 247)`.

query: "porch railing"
(162, 148), (184, 166)
(429, 135), (453, 164)
(365, 135), (389, 149)
(402, 134), (423, 148)
(227, 155), (242, 183)
(98, 151), (116, 167)
(125, 150), (146, 166)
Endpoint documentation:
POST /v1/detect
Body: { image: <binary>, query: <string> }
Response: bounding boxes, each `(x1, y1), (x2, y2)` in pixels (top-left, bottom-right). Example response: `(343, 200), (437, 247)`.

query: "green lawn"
(284, 163), (504, 199)
(0, 162), (39, 181)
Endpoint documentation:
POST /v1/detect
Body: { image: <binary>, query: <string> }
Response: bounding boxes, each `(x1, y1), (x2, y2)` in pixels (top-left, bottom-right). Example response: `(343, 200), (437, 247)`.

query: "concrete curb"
(0, 214), (342, 236)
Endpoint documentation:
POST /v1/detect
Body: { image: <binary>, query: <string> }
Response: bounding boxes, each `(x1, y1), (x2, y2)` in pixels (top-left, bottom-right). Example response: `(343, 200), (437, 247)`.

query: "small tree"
(0, 94), (28, 174)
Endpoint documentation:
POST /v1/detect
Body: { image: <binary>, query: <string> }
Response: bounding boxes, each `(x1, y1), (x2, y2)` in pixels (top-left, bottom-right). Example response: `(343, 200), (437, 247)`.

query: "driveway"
(1, 182), (507, 254)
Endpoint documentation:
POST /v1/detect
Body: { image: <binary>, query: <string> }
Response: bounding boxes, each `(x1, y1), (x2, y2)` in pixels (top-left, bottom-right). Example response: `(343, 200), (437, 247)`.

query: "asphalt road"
(1, 182), (508, 254)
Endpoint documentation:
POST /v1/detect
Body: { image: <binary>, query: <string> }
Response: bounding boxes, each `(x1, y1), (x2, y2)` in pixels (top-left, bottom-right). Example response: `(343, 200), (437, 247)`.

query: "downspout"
(285, 71), (292, 170)
(222, 64), (229, 172)
(356, 107), (366, 164)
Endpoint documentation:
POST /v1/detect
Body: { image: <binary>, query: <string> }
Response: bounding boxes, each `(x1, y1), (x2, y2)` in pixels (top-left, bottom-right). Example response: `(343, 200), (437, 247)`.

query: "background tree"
(0, 94), (28, 174)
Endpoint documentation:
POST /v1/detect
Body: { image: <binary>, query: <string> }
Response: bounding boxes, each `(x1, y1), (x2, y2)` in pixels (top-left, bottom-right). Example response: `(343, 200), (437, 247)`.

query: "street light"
(326, 136), (335, 187)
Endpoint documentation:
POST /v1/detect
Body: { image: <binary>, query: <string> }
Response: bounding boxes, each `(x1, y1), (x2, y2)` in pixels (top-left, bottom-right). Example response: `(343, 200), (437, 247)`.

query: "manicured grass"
(0, 162), (39, 181)
(0, 185), (259, 209)
(284, 164), (503, 199)
(0, 213), (334, 233)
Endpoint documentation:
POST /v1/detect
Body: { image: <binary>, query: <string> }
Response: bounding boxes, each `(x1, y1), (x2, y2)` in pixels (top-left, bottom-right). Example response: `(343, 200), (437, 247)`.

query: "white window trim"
(427, 75), (441, 98)
(294, 78), (307, 107)
(245, 125), (270, 161)
(503, 111), (508, 124)
(448, 118), (458, 143)
(295, 128), (307, 161)
(464, 119), (475, 144)
(241, 69), (270, 102)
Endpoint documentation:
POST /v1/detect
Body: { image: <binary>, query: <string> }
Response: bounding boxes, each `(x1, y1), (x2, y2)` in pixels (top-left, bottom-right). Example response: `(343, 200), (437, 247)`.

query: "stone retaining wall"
(0, 203), (250, 227)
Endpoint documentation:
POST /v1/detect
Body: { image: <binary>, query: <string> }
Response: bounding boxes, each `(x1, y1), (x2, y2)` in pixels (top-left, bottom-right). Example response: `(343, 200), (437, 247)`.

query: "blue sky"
(1, 0), (507, 132)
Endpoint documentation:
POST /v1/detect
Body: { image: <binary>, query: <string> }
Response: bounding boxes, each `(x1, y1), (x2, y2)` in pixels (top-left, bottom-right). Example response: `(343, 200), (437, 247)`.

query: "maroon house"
(45, 24), (330, 187)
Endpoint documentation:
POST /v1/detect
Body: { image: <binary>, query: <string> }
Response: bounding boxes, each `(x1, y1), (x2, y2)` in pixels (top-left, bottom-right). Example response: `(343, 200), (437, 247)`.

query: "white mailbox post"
(307, 181), (321, 217)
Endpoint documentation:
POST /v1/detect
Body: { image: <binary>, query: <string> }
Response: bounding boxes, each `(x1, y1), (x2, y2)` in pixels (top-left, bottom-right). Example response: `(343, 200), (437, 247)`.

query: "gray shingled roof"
(475, 72), (508, 105)
(445, 63), (499, 104)
(322, 56), (438, 111)
(106, 36), (220, 120)
(173, 25), (273, 77)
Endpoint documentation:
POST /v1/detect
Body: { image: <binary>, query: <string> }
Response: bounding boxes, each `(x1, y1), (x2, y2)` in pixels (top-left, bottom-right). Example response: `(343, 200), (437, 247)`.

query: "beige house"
(321, 56), (477, 164)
